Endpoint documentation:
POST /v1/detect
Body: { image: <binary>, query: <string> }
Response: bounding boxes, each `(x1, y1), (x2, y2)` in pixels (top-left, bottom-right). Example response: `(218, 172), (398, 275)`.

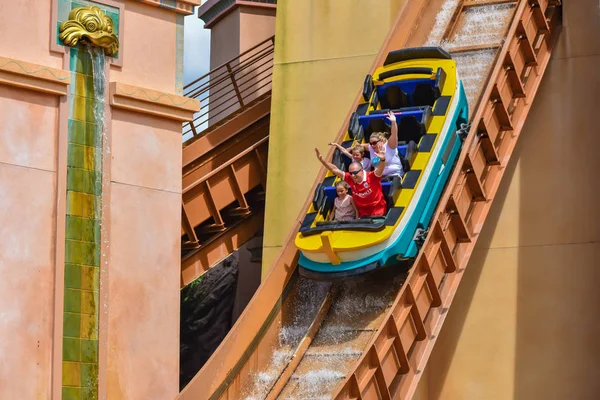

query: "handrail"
(183, 136), (268, 193)
(182, 36), (275, 143)
(184, 36), (275, 89)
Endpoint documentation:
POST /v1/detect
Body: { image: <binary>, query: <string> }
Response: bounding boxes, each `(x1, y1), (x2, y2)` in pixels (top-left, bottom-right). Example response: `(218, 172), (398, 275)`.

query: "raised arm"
(315, 148), (344, 179)
(387, 111), (398, 149)
(328, 142), (352, 159)
(373, 149), (387, 178)
(353, 140), (370, 152)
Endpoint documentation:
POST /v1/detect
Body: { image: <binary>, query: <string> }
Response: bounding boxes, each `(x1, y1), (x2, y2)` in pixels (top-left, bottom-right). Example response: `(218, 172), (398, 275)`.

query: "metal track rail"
(177, 0), (561, 397)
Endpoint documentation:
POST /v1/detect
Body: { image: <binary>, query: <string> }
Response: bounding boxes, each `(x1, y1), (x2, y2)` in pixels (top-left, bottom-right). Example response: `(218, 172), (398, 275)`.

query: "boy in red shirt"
(315, 147), (387, 217)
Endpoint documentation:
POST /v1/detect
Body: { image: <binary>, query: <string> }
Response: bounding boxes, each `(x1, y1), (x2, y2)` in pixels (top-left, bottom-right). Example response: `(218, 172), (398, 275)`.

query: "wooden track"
(177, 0), (562, 398)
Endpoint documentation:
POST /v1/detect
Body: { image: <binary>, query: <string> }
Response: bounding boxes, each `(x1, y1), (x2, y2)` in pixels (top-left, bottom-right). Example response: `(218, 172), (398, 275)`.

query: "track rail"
(333, 1), (561, 398)
(177, 0), (561, 397)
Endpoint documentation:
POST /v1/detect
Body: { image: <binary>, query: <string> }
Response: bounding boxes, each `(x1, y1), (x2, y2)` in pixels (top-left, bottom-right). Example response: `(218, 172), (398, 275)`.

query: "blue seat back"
(358, 109), (424, 135)
(377, 78), (434, 107)
(323, 180), (393, 201)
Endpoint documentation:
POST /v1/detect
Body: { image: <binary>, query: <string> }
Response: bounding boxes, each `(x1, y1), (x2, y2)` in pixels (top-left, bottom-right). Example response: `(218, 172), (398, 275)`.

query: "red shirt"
(344, 171), (387, 217)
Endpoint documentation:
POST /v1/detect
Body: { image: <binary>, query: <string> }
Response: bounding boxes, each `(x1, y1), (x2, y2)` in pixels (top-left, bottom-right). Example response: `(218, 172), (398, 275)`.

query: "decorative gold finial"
(59, 6), (119, 56)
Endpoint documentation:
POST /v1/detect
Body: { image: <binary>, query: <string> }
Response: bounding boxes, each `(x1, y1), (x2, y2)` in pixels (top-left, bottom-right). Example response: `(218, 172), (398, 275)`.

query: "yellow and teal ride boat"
(295, 47), (469, 280)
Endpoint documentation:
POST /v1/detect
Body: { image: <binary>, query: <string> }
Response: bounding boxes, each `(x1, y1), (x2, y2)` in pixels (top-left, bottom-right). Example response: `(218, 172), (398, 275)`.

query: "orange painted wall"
(106, 110), (183, 399)
(0, 1), (199, 399)
(0, 86), (59, 399)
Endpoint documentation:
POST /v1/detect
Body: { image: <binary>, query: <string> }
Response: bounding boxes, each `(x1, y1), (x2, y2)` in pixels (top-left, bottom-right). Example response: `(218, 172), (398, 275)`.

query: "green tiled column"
(62, 46), (102, 400)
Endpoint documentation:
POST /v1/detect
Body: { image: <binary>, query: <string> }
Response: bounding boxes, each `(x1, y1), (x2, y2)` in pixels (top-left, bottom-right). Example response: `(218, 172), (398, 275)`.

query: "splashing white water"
(426, 0), (461, 45)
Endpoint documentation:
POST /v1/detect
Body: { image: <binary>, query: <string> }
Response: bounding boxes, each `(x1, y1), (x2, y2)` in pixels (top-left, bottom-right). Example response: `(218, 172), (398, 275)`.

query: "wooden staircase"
(180, 37), (274, 287)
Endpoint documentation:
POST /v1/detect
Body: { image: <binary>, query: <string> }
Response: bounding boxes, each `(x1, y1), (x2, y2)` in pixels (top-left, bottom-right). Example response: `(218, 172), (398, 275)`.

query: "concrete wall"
(262, 0), (405, 274)
(209, 9), (241, 70)
(421, 1), (600, 398)
(0, 80), (59, 400)
(0, 1), (199, 399)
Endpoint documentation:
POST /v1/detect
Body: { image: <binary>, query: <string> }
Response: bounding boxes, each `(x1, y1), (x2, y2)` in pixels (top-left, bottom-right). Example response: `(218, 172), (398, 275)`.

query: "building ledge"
(198, 0), (276, 28)
(0, 56), (70, 96)
(110, 81), (200, 122)
(135, 0), (201, 15)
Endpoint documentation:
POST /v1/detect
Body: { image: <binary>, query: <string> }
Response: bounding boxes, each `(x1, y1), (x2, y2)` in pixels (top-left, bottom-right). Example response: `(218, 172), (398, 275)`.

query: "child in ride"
(315, 147), (387, 218)
(329, 181), (359, 222)
(328, 142), (372, 171)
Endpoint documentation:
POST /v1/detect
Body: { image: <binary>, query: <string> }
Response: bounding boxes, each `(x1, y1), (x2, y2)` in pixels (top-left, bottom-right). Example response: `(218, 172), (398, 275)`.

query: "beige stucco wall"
(421, 1), (600, 398)
(0, 1), (64, 69)
(209, 9), (242, 69)
(262, 0), (405, 275)
(114, 3), (179, 94)
(239, 5), (276, 52)
(0, 2), (198, 399)
(0, 86), (59, 398)
(106, 110), (183, 399)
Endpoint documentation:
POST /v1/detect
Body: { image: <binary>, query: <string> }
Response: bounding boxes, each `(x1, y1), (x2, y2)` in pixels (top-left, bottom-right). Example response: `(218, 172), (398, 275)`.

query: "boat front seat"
(398, 116), (425, 144)
(380, 86), (409, 110)
(412, 83), (438, 107)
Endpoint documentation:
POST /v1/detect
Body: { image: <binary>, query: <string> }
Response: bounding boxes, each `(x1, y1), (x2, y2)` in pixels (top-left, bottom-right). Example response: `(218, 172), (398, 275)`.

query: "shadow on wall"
(513, 12), (600, 397)
(424, 128), (522, 400)
(179, 235), (263, 390)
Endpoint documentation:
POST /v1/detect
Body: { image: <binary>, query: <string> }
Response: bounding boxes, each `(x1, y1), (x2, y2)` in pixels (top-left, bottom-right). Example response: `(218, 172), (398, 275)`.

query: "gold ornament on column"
(59, 5), (119, 56)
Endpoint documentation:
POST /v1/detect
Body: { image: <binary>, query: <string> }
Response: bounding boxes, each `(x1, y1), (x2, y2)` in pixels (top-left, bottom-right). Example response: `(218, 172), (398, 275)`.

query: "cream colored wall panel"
(554, 0), (600, 59)
(429, 243), (600, 400)
(262, 0), (405, 273)
(476, 54), (600, 251)
(107, 183), (180, 400)
(263, 55), (376, 250)
(0, 163), (56, 400)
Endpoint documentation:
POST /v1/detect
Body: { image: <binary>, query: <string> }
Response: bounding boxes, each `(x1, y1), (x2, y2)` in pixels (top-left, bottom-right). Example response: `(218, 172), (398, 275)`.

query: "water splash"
(240, 278), (330, 399)
(426, 0), (461, 45)
(442, 4), (515, 50)
(87, 46), (110, 339)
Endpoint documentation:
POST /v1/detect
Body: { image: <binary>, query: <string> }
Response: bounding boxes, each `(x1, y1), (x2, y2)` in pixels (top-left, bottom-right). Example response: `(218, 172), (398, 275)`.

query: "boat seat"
(398, 116), (425, 143)
(412, 83), (437, 107)
(403, 140), (419, 171)
(384, 176), (403, 210)
(380, 86), (409, 110)
(312, 183), (325, 211)
(356, 103), (369, 116)
(348, 112), (365, 141)
(363, 74), (374, 102)
(340, 140), (354, 170)
(323, 177), (398, 203)
(369, 105), (427, 115)
(359, 106), (430, 140)
(332, 148), (345, 171)
(369, 118), (388, 137)
(321, 196), (334, 218)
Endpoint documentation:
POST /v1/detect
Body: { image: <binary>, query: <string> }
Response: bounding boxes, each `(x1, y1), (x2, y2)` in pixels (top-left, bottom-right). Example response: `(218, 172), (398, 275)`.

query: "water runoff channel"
(240, 2), (518, 398)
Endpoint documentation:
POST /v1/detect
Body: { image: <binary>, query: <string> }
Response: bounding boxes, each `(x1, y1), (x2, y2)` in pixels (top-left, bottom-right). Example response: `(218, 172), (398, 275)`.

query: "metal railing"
(182, 35), (275, 144)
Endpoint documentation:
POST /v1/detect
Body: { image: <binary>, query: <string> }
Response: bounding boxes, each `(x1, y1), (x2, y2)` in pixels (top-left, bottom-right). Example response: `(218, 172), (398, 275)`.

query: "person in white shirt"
(356, 111), (404, 179)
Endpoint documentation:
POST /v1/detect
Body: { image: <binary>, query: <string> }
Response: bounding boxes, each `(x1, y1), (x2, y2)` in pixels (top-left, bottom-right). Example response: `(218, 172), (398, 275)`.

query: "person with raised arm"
(328, 142), (372, 171)
(315, 147), (388, 217)
(356, 110), (404, 179)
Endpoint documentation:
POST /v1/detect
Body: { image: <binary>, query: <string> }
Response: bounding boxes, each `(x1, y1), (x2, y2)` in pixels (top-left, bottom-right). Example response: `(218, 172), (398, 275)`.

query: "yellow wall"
(263, 0), (405, 275)
(421, 1), (600, 397)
